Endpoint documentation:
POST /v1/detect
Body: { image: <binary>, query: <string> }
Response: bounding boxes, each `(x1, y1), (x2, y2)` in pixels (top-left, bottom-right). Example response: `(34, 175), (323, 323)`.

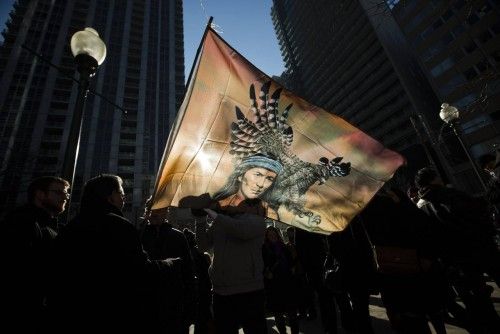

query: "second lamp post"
(439, 103), (487, 192)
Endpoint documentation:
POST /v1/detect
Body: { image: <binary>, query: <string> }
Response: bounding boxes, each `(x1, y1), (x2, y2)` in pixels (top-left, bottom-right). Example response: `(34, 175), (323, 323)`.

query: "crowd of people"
(1, 154), (500, 333)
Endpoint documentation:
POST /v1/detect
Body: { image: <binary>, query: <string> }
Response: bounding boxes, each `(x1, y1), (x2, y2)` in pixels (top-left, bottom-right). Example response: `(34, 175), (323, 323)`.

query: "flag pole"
(184, 16), (213, 94)
(147, 16), (214, 214)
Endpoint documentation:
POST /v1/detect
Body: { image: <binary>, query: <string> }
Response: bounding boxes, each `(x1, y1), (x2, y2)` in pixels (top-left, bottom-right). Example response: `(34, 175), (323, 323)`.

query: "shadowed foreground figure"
(184, 228), (214, 334)
(263, 226), (300, 334)
(140, 207), (195, 334)
(50, 174), (182, 333)
(1, 176), (69, 333)
(415, 167), (500, 333)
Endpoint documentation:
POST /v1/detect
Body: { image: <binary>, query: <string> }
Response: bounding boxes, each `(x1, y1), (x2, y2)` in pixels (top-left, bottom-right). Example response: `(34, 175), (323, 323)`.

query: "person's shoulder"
(104, 212), (136, 230)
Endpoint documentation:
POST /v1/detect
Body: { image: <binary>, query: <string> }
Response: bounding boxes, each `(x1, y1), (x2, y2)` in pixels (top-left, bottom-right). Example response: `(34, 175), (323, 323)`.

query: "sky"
(183, 0), (285, 78)
(0, 0), (285, 79)
(0, 0), (14, 42)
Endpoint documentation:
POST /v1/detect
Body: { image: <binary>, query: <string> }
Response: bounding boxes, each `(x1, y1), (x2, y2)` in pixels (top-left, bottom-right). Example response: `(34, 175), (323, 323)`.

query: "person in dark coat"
(360, 187), (447, 334)
(415, 167), (500, 286)
(184, 228), (213, 334)
(140, 208), (196, 334)
(415, 167), (500, 333)
(327, 217), (376, 334)
(295, 228), (337, 333)
(50, 174), (182, 333)
(285, 227), (309, 319)
(1, 176), (70, 333)
(263, 226), (299, 334)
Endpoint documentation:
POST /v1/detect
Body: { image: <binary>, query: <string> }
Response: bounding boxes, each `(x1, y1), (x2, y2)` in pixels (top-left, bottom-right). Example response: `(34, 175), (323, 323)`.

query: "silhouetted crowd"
(1, 162), (500, 333)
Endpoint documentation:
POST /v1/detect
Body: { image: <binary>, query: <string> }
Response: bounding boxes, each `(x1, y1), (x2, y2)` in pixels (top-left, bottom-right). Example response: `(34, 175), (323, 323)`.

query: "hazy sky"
(0, 0), (285, 79)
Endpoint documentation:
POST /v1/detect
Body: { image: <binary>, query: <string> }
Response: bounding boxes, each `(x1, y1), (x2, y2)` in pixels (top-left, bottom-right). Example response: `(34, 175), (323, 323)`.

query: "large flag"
(151, 27), (404, 234)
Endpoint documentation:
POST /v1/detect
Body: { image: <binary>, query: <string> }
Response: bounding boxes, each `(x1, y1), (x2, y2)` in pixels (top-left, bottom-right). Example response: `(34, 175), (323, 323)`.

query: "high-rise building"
(0, 0), (185, 217)
(271, 0), (498, 191)
(271, 0), (446, 186)
(390, 0), (500, 185)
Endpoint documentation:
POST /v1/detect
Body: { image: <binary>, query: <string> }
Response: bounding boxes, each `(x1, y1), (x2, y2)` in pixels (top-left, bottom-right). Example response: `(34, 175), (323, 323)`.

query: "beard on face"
(42, 197), (66, 215)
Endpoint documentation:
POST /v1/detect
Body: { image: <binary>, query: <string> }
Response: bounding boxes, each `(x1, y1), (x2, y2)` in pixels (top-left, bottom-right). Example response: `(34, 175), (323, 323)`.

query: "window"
(439, 73), (466, 96)
(430, 57), (454, 77)
(442, 9), (453, 21)
(421, 47), (439, 62)
(463, 67), (478, 80)
(432, 18), (444, 30)
(405, 6), (432, 32)
(492, 22), (500, 35)
(454, 0), (465, 10)
(492, 50), (500, 64)
(476, 59), (490, 73)
(451, 24), (465, 38)
(477, 30), (493, 43)
(452, 49), (464, 62)
(463, 40), (478, 54)
(421, 26), (434, 40)
(453, 93), (477, 108)
(463, 115), (491, 134)
(466, 13), (479, 25)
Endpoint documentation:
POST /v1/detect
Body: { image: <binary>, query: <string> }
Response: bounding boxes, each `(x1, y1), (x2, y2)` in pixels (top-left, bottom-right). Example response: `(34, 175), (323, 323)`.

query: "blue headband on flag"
(239, 155), (283, 175)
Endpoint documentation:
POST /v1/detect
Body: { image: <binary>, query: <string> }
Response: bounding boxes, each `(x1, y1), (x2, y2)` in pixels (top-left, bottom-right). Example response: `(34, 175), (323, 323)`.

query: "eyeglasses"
(47, 189), (71, 199)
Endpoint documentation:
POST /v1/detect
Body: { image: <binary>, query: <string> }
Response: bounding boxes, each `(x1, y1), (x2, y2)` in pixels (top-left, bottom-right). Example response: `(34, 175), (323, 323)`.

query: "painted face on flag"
(238, 167), (277, 199)
(214, 154), (282, 203)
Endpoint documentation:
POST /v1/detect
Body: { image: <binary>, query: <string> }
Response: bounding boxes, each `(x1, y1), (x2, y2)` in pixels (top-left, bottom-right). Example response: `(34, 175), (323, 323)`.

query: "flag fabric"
(151, 28), (404, 234)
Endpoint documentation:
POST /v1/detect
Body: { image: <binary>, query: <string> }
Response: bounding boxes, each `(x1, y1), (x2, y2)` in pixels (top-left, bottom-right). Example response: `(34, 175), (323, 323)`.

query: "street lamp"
(439, 103), (487, 192)
(61, 28), (106, 206)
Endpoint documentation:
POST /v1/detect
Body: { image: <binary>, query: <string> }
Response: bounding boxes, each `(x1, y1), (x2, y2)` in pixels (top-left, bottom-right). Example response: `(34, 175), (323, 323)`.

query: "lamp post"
(61, 28), (106, 204)
(439, 103), (487, 192)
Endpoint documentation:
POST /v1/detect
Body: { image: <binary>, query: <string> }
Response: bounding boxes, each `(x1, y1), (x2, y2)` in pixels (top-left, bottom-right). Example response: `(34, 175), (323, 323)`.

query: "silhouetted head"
(414, 167), (441, 190)
(80, 174), (125, 212)
(478, 153), (496, 172)
(28, 176), (70, 217)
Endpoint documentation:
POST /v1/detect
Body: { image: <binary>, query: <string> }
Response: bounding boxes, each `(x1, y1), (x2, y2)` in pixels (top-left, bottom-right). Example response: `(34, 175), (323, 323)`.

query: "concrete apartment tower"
(271, 0), (500, 191)
(0, 0), (185, 218)
(390, 0), (500, 190)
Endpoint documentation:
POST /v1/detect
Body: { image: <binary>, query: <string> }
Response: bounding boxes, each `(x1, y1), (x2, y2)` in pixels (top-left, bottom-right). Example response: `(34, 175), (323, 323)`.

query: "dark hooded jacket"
(50, 203), (182, 333)
(418, 184), (497, 264)
(1, 204), (59, 332)
(140, 222), (196, 331)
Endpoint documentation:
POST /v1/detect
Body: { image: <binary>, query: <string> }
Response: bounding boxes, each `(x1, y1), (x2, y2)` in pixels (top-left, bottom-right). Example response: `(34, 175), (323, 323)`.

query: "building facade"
(271, 0), (500, 191)
(0, 0), (185, 217)
(391, 0), (500, 189)
(271, 0), (447, 187)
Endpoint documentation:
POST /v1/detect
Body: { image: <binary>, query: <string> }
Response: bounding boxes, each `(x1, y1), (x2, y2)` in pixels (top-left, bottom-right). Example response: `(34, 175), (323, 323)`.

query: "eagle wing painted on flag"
(229, 82), (351, 221)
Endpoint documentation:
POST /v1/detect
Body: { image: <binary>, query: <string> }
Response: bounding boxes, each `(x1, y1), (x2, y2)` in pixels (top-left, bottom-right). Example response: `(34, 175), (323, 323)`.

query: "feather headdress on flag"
(229, 82), (351, 222)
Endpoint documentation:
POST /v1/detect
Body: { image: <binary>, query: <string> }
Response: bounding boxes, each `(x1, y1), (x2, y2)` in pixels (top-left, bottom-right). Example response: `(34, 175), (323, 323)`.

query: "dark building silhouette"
(271, 0), (500, 191)
(0, 0), (185, 217)
(390, 0), (500, 190)
(271, 0), (448, 187)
